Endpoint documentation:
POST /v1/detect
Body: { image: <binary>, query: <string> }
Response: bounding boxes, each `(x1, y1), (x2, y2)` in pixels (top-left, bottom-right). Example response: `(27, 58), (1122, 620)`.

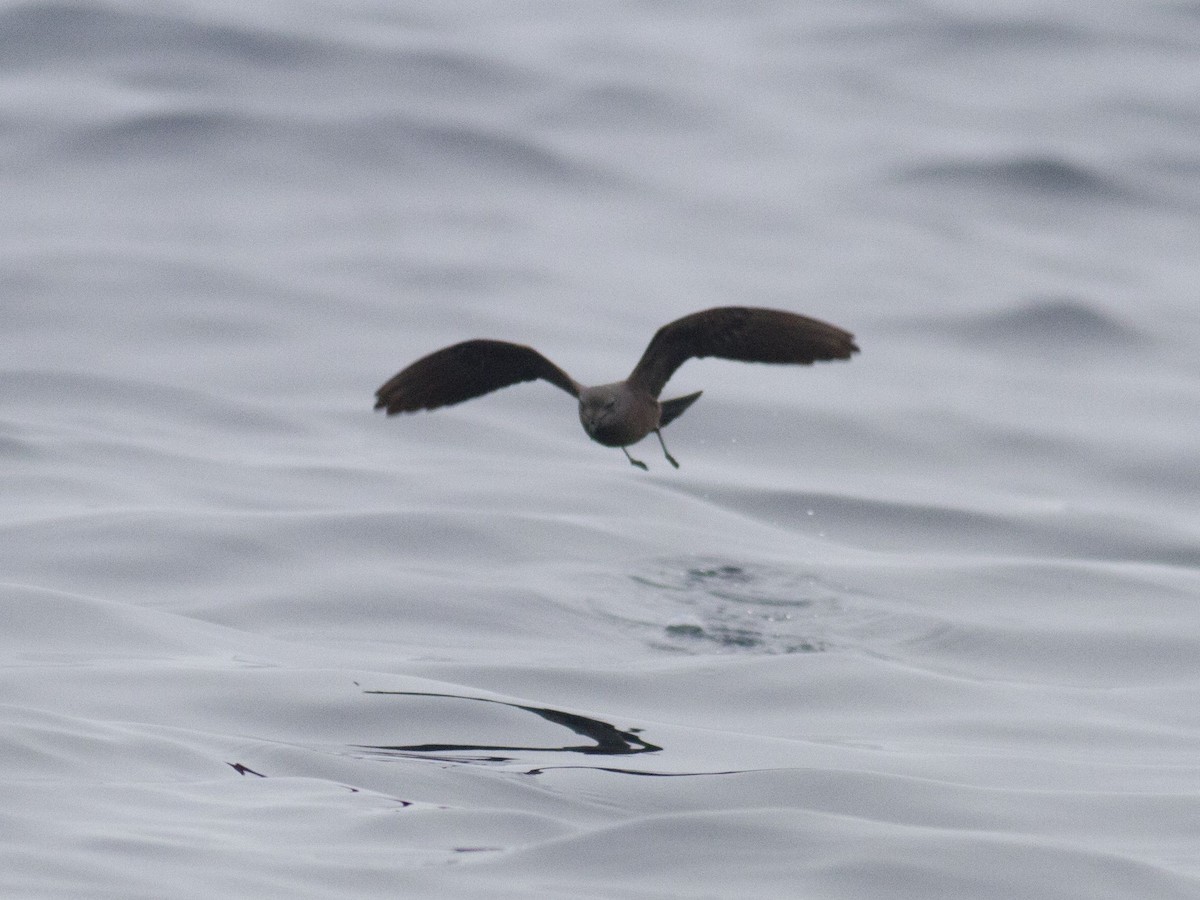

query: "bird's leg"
(622, 447), (649, 471)
(654, 429), (680, 468)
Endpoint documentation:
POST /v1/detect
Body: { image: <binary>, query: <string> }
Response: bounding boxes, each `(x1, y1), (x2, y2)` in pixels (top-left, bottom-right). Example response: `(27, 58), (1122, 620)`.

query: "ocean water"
(3, 1), (1199, 897)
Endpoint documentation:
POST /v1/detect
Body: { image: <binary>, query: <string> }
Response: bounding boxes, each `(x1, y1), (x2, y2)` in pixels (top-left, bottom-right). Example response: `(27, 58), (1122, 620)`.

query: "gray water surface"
(3, 2), (1199, 897)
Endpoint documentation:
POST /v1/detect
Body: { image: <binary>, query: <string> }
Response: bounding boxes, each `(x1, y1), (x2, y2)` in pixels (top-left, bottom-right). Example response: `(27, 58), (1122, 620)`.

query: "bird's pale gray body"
(578, 382), (658, 447)
(375, 307), (858, 469)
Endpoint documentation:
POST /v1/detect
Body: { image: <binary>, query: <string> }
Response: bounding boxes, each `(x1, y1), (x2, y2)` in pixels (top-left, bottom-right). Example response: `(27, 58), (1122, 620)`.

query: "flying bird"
(374, 306), (859, 470)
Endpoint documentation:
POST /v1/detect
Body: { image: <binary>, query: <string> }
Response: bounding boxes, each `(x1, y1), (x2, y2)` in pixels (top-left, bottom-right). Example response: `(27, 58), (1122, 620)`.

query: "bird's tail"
(659, 390), (702, 428)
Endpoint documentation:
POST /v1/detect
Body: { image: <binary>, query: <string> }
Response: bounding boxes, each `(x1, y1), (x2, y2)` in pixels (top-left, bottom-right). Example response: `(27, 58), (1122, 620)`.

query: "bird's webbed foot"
(622, 447), (649, 471)
(654, 430), (680, 469)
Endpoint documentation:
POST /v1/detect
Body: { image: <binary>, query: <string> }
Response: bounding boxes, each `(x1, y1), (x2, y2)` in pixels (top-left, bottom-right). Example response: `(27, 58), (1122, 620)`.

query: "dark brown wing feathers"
(628, 307), (859, 397)
(374, 339), (580, 414)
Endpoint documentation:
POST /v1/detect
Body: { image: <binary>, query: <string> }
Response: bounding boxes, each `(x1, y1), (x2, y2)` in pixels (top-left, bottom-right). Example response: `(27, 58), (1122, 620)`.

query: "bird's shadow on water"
(346, 690), (750, 779)
(351, 691), (661, 764)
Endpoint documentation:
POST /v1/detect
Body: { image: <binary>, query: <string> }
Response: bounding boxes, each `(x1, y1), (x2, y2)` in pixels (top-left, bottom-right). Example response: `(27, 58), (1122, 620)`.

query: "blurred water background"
(2, 1), (1199, 897)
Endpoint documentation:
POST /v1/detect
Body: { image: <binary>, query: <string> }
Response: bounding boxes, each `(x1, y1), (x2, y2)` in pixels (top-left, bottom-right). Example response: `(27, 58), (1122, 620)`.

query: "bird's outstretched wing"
(375, 339), (580, 414)
(627, 307), (859, 398)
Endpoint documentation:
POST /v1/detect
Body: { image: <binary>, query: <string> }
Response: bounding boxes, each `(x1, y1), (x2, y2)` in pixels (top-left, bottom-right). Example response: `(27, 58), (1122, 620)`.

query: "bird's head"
(578, 384), (625, 439)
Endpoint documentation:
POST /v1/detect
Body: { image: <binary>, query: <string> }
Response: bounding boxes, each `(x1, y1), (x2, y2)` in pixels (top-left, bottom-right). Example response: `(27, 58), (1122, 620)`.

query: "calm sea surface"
(3, 1), (1199, 897)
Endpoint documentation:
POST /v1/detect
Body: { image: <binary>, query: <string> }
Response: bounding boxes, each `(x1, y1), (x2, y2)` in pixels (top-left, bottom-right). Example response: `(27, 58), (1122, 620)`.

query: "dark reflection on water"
(356, 690), (662, 761)
(226, 762), (266, 777)
(525, 765), (743, 777)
